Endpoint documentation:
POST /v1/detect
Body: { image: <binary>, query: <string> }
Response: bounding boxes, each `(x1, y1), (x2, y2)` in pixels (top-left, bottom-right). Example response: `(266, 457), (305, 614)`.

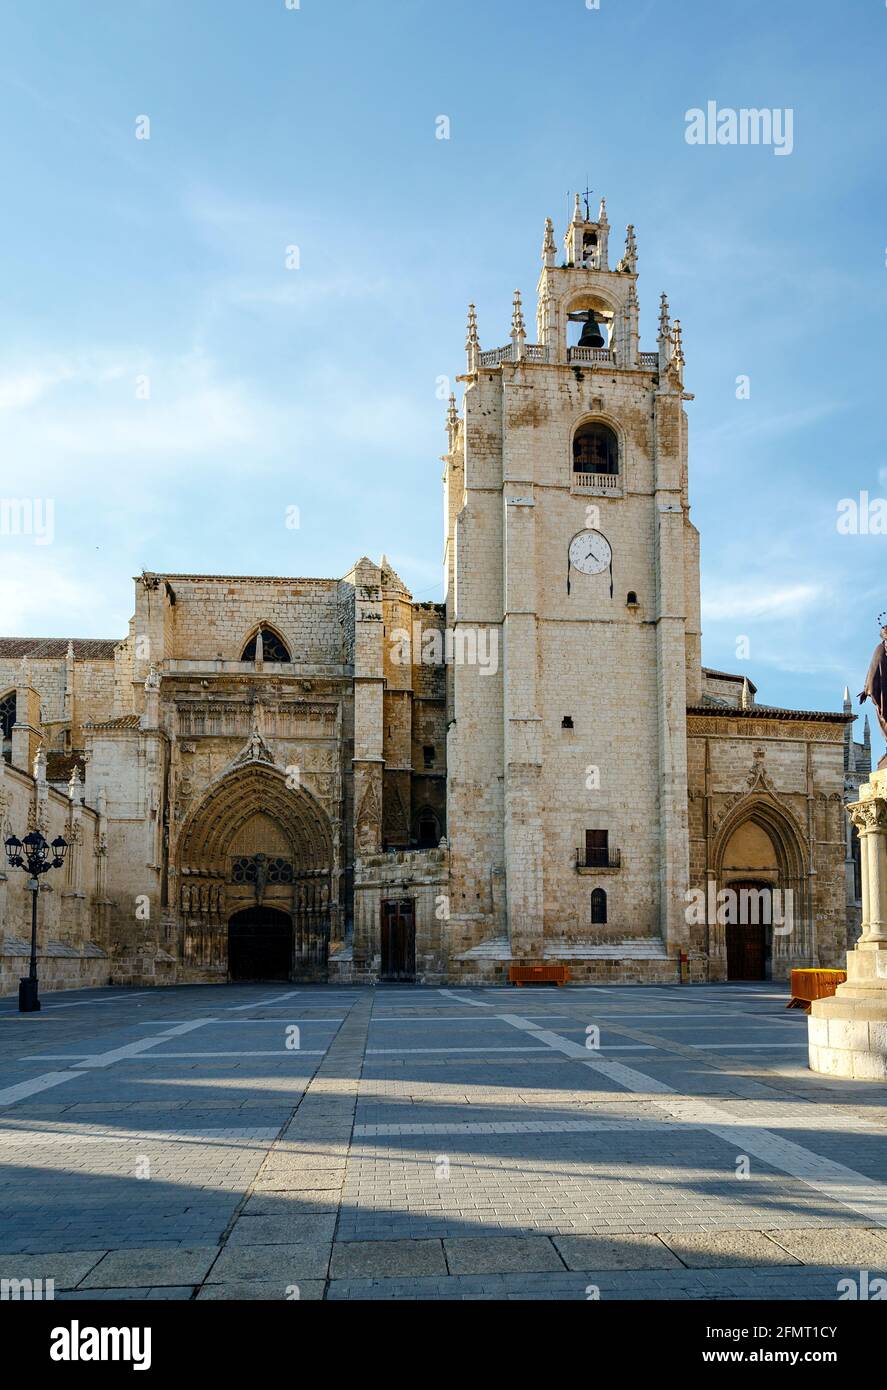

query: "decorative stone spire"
(741, 677), (753, 710)
(465, 303), (480, 372)
(571, 192), (583, 225)
(598, 196), (608, 227)
(672, 318), (685, 369)
(658, 292), (672, 371)
(622, 224), (638, 273)
(510, 290), (526, 359)
(542, 216), (556, 268)
(844, 684), (852, 712)
(34, 744), (46, 783)
(446, 393), (458, 449)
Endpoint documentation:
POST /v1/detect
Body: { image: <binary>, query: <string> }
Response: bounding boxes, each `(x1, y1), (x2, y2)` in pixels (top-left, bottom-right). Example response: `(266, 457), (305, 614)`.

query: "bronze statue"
(859, 620), (887, 743)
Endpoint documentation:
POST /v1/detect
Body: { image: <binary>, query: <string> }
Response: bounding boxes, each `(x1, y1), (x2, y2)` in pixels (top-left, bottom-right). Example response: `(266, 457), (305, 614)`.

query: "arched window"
(0, 691), (15, 753)
(591, 888), (607, 925)
(573, 422), (618, 475)
(241, 628), (291, 663)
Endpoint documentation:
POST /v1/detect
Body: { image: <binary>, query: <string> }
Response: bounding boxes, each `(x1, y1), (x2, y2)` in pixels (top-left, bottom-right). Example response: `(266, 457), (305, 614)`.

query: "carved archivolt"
(176, 761), (334, 878)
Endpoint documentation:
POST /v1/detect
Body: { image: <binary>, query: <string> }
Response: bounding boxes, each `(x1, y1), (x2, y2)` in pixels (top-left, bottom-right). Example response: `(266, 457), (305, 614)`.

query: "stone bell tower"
(443, 189), (702, 978)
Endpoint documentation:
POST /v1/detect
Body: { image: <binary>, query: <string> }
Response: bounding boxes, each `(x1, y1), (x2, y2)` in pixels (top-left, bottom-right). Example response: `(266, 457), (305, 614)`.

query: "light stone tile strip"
(499, 1012), (887, 1229)
(199, 993), (374, 1294)
(0, 1017), (219, 1107)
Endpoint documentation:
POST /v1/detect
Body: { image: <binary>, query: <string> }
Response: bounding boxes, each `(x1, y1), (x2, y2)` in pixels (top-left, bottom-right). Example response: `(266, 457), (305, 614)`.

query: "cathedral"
(0, 193), (856, 993)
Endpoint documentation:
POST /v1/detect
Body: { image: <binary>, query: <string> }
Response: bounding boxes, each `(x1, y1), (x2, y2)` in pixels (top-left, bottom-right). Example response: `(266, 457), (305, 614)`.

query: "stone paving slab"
(80, 1246), (220, 1288)
(207, 1241), (332, 1283)
(241, 1193), (339, 1217)
(657, 1230), (800, 1268)
(197, 1279), (325, 1300)
(552, 1233), (682, 1270)
(443, 1235), (566, 1274)
(766, 1226), (887, 1266)
(330, 1238), (448, 1278)
(227, 1213), (337, 1246)
(0, 1250), (105, 1287)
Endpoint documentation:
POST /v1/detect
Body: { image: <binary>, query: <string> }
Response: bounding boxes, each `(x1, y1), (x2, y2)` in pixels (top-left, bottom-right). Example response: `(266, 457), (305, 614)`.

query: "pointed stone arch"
(709, 792), (810, 977)
(175, 761), (335, 978)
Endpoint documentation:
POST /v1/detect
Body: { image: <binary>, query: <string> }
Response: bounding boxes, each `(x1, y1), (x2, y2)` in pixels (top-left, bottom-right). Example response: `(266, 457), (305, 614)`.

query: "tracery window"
(241, 628), (291, 663)
(0, 691), (15, 742)
(231, 856), (294, 885)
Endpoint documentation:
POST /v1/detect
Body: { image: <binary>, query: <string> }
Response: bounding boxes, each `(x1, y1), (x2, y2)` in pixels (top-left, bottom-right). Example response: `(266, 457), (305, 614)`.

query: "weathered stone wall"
(0, 758), (108, 996)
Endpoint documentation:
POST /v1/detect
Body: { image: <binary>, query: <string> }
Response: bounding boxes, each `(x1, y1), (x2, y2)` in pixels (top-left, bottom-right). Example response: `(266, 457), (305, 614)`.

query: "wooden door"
(725, 882), (771, 980)
(381, 899), (416, 982)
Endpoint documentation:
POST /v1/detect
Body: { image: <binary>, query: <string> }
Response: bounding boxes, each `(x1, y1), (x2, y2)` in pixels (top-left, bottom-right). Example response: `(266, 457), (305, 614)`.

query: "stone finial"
(672, 318), (685, 368)
(465, 303), (480, 372)
(598, 196), (608, 227)
(66, 640), (75, 662)
(511, 290), (526, 338)
(623, 224), (638, 272)
(572, 192), (583, 225)
(446, 393), (458, 446)
(741, 677), (753, 710)
(864, 714), (872, 747)
(658, 292), (671, 340)
(68, 763), (82, 802)
(542, 216), (556, 267)
(844, 684), (852, 711)
(144, 666), (161, 692)
(33, 744), (47, 782)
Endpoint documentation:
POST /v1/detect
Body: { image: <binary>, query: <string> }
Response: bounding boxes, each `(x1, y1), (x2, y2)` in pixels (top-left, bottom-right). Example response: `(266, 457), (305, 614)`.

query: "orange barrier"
(509, 964), (570, 987)
(786, 967), (846, 1012)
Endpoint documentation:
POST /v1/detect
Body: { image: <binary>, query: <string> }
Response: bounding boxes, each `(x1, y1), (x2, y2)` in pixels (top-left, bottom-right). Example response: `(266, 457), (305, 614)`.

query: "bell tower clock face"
(569, 529), (612, 575)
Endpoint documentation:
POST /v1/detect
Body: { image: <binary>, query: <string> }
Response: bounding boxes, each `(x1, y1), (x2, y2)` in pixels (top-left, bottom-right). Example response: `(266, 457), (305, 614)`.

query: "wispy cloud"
(702, 582), (822, 622)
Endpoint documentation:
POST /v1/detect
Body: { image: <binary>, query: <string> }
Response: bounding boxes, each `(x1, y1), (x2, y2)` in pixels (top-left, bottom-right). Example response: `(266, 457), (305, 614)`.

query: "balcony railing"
(572, 471), (620, 491)
(567, 347), (615, 365)
(639, 351), (659, 367)
(576, 847), (622, 871)
(478, 343), (548, 366)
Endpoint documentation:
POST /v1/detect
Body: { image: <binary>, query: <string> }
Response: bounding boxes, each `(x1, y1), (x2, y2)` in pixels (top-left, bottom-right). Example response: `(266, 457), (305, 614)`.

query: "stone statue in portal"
(253, 853), (268, 906)
(859, 621), (887, 745)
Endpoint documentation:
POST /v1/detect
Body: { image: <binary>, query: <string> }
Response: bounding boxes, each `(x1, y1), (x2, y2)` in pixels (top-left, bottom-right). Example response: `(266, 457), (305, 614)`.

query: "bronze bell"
(578, 313), (605, 349)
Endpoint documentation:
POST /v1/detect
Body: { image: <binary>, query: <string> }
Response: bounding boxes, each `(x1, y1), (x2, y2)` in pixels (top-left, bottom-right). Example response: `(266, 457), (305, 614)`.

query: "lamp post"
(4, 830), (68, 1013)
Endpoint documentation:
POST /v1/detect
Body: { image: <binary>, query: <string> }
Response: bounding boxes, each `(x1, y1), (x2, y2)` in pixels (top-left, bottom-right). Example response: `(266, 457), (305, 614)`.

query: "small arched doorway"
(228, 907), (293, 982)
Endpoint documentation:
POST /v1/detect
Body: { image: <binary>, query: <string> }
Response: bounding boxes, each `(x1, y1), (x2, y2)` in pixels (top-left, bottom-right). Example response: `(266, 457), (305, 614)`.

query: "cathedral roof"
(702, 667), (758, 694)
(688, 704), (852, 724)
(0, 638), (119, 659)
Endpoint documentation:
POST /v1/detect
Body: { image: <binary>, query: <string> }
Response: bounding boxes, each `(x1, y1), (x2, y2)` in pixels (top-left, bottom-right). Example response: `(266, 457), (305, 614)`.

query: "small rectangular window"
(423, 745), (435, 768)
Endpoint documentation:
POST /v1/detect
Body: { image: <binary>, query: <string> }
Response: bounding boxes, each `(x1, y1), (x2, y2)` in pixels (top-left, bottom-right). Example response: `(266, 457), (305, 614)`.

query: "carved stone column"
(809, 771), (887, 1079)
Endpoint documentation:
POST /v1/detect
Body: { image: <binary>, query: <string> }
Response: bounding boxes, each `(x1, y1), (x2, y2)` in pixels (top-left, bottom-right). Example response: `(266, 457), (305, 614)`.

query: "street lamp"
(4, 830), (68, 1013)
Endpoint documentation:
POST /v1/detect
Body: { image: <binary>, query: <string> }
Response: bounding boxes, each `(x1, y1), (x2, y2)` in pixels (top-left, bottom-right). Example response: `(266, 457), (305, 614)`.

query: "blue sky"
(1, 0), (885, 752)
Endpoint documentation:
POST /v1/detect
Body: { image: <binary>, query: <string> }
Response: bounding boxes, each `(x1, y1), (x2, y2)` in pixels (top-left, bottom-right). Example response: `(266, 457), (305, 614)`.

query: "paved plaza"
(1, 981), (887, 1300)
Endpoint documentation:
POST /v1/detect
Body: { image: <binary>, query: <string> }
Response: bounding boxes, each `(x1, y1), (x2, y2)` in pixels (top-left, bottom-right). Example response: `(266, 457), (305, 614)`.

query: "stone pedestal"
(808, 769), (887, 1079)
